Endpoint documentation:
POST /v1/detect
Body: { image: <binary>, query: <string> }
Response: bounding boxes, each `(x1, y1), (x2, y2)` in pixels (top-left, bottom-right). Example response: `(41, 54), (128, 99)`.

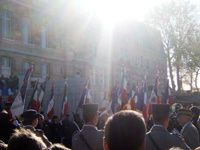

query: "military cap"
(21, 109), (41, 120)
(82, 103), (99, 116)
(177, 109), (192, 118)
(152, 104), (170, 117)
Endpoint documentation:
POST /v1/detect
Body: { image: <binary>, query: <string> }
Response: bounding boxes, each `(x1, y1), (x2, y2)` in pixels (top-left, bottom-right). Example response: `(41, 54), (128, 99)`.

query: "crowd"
(0, 102), (200, 150)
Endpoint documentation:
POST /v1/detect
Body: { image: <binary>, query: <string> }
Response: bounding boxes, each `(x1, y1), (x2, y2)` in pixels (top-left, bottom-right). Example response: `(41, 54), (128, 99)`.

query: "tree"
(184, 31), (200, 91)
(148, 0), (199, 92)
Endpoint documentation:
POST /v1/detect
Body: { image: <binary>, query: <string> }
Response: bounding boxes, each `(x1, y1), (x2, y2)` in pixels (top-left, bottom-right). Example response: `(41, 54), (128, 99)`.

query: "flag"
(164, 80), (173, 105)
(7, 88), (13, 104)
(84, 80), (92, 104)
(10, 66), (33, 118)
(111, 85), (120, 113)
(119, 67), (129, 109)
(78, 79), (92, 109)
(30, 81), (39, 111)
(142, 77), (148, 120)
(61, 82), (69, 117)
(47, 83), (54, 119)
(37, 81), (46, 111)
(148, 76), (160, 115)
(129, 82), (139, 110)
(0, 89), (2, 109)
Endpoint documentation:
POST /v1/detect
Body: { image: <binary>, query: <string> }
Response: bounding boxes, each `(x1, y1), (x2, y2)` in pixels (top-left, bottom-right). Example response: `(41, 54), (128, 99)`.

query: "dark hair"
(7, 128), (46, 150)
(104, 110), (146, 150)
(153, 113), (169, 124)
(50, 143), (68, 150)
(0, 140), (7, 150)
(83, 110), (97, 123)
(22, 119), (35, 126)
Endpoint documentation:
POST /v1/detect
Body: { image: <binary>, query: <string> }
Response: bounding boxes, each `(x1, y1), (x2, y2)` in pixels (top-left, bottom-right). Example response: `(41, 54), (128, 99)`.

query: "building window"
(46, 28), (57, 48)
(41, 63), (49, 79)
(21, 18), (29, 44)
(0, 9), (12, 39)
(1, 57), (11, 77)
(29, 23), (40, 45)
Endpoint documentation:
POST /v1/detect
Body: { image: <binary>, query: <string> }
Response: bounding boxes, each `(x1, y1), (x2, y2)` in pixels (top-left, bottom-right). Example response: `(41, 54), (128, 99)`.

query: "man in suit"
(146, 104), (190, 150)
(177, 109), (200, 149)
(72, 104), (103, 150)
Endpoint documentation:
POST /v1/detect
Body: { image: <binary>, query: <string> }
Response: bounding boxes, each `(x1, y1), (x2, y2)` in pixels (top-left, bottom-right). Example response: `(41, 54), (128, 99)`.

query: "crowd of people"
(0, 102), (200, 150)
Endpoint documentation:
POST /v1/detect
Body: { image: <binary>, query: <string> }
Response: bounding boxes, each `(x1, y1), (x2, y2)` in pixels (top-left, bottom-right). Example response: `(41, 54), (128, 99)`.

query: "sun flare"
(81, 0), (160, 29)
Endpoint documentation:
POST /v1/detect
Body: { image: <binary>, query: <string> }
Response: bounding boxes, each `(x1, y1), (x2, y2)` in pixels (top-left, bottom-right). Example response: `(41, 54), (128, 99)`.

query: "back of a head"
(82, 104), (98, 123)
(7, 128), (46, 150)
(152, 104), (170, 125)
(0, 140), (7, 150)
(104, 110), (146, 150)
(50, 143), (69, 150)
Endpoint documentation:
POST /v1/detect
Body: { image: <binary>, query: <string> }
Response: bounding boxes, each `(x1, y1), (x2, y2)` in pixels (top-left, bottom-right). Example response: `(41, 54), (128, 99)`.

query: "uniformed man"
(21, 109), (52, 147)
(177, 109), (200, 149)
(146, 104), (190, 150)
(72, 104), (103, 150)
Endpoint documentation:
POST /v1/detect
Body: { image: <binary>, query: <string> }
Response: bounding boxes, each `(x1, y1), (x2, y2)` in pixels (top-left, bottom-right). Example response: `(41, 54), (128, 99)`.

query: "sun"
(81, 0), (153, 29)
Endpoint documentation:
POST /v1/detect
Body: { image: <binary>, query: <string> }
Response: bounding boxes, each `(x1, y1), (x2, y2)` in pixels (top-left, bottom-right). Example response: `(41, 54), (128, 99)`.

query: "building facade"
(0, 0), (167, 114)
(0, 0), (66, 82)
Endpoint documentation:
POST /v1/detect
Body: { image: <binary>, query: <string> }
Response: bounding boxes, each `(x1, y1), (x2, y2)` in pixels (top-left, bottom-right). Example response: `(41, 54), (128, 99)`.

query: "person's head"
(50, 143), (69, 150)
(190, 106), (200, 123)
(22, 109), (41, 128)
(7, 128), (46, 150)
(52, 116), (59, 124)
(152, 104), (170, 128)
(177, 109), (192, 126)
(104, 110), (146, 150)
(174, 103), (183, 113)
(169, 148), (183, 150)
(195, 146), (200, 150)
(0, 110), (10, 123)
(82, 104), (99, 125)
(0, 140), (7, 150)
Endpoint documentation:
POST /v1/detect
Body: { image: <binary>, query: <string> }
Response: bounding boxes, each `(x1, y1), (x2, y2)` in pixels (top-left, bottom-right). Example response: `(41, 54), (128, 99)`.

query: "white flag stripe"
(47, 97), (54, 114)
(10, 93), (24, 117)
(62, 96), (68, 114)
(38, 90), (44, 102)
(33, 90), (38, 101)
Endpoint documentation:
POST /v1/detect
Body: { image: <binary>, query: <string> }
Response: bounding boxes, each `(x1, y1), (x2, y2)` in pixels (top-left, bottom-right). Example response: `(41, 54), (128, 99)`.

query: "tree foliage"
(148, 0), (200, 92)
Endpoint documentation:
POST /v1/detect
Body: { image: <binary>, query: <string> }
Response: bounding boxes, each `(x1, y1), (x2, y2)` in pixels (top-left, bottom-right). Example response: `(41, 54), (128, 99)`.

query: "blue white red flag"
(111, 85), (120, 113)
(61, 81), (69, 118)
(10, 66), (33, 118)
(47, 82), (55, 119)
(119, 67), (129, 109)
(163, 80), (173, 105)
(142, 76), (148, 120)
(78, 79), (92, 109)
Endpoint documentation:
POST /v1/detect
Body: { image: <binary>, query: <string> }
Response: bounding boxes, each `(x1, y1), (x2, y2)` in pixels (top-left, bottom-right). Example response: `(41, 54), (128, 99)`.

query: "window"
(21, 18), (29, 44)
(0, 9), (12, 39)
(41, 63), (49, 79)
(40, 26), (46, 48)
(46, 27), (57, 48)
(1, 57), (11, 77)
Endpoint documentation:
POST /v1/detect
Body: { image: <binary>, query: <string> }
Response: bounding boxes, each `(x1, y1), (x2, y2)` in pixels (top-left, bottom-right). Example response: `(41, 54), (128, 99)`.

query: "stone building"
(0, 0), (167, 115)
(0, 0), (66, 82)
(111, 23), (167, 92)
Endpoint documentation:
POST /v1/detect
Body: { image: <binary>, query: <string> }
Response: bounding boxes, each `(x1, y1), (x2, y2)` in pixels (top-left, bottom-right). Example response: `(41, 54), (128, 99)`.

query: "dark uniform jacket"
(72, 125), (103, 150)
(146, 125), (190, 150)
(181, 122), (200, 149)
